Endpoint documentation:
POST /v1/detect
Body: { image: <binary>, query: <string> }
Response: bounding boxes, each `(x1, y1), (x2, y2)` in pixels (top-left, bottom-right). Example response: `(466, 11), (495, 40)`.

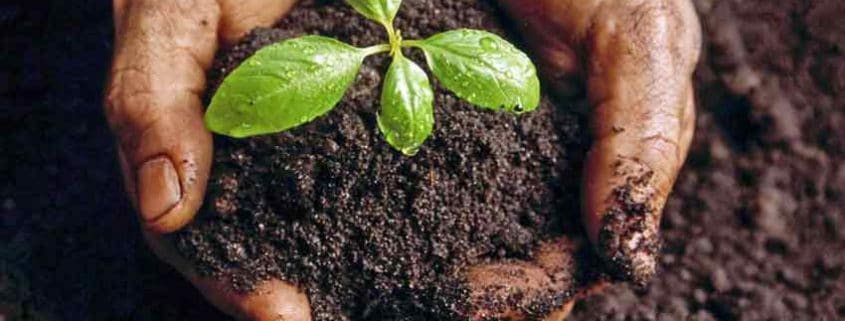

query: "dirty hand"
(505, 0), (701, 285)
(460, 0), (701, 319)
(106, 0), (311, 320)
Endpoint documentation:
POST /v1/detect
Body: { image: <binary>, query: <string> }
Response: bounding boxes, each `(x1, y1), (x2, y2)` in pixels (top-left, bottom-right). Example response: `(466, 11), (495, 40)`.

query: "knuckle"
(641, 133), (682, 173)
(596, 0), (700, 71)
(104, 73), (165, 152)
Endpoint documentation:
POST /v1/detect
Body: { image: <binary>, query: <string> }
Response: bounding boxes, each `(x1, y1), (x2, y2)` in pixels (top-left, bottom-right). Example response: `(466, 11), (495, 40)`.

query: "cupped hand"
(105, 0), (701, 320)
(461, 0), (701, 319)
(106, 0), (310, 320)
(503, 0), (701, 284)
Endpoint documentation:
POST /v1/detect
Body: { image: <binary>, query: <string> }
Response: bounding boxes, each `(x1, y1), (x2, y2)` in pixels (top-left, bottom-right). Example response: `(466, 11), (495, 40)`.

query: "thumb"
(106, 0), (219, 233)
(500, 0), (701, 285)
(579, 1), (700, 285)
(108, 0), (297, 233)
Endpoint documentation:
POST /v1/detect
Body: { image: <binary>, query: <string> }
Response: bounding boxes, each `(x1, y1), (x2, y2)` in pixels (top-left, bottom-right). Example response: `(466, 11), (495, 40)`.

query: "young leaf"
(378, 53), (434, 156)
(346, 0), (402, 26)
(206, 36), (364, 138)
(415, 29), (540, 113)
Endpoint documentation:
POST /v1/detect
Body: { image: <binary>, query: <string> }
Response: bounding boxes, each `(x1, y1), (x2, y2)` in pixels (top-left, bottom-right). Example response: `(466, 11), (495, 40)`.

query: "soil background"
(1, 0), (844, 321)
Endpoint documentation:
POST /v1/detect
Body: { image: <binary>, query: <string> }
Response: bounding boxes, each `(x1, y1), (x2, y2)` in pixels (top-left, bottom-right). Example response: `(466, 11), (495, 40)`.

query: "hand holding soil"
(107, 1), (309, 319)
(104, 0), (700, 320)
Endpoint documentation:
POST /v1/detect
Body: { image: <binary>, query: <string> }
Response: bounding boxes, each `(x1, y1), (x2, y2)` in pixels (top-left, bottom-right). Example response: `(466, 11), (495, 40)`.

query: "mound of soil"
(174, 1), (595, 320)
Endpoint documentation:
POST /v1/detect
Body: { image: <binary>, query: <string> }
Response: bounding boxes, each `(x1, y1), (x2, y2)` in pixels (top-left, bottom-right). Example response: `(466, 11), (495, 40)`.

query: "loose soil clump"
(174, 1), (595, 320)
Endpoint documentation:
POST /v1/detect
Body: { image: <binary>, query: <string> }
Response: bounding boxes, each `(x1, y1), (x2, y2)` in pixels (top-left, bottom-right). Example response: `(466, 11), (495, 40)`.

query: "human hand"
(505, 0), (701, 285)
(459, 0), (701, 319)
(106, 0), (312, 320)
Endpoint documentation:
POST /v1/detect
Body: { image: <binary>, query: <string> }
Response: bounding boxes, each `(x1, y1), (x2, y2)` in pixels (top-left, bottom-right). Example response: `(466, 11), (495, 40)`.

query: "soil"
(173, 1), (595, 320)
(1, 0), (844, 321)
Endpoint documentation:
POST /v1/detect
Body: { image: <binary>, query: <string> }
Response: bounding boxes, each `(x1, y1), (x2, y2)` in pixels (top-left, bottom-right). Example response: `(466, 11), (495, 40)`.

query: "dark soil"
(1, 0), (844, 321)
(174, 1), (595, 320)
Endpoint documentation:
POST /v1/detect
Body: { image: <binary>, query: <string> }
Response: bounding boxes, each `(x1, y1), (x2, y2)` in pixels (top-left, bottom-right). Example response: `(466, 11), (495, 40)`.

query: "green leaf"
(378, 53), (434, 155)
(205, 36), (364, 138)
(346, 0), (402, 26)
(415, 29), (540, 113)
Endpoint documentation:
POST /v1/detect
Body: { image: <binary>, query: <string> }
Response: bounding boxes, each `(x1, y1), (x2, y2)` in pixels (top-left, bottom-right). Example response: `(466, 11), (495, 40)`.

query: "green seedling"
(205, 0), (540, 155)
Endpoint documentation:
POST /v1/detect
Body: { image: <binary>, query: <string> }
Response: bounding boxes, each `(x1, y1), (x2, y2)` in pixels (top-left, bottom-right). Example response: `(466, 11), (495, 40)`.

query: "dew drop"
(480, 37), (498, 50)
(514, 103), (524, 112)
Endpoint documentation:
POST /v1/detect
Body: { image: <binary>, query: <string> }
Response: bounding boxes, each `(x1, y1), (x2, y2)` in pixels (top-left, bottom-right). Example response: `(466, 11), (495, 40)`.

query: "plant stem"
(361, 44), (392, 56)
(383, 21), (398, 48)
(390, 30), (404, 56)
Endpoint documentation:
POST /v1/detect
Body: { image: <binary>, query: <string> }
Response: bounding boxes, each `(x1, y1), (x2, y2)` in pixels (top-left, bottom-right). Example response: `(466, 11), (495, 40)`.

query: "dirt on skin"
(597, 161), (663, 288)
(2, 0), (845, 321)
(174, 0), (597, 320)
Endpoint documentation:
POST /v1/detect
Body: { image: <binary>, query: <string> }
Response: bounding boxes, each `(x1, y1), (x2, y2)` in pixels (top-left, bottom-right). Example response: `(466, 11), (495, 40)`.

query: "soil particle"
(174, 1), (594, 320)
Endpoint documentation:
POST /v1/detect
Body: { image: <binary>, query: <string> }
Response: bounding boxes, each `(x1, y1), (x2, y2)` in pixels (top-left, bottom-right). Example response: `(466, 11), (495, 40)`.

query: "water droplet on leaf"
(480, 37), (498, 50)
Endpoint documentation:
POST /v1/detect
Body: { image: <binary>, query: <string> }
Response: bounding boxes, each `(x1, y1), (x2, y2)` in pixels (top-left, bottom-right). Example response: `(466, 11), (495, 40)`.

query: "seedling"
(205, 0), (540, 155)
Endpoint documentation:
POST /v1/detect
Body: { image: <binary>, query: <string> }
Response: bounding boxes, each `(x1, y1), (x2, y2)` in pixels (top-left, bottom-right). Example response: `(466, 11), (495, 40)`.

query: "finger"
(217, 0), (298, 45)
(580, 0), (701, 285)
(107, 0), (219, 233)
(462, 238), (586, 321)
(108, 0), (299, 233)
(499, 0), (701, 285)
(144, 232), (312, 321)
(106, 0), (220, 233)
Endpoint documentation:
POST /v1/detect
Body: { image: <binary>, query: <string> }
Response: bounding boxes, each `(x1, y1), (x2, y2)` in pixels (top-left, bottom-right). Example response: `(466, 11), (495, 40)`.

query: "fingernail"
(137, 156), (182, 222)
